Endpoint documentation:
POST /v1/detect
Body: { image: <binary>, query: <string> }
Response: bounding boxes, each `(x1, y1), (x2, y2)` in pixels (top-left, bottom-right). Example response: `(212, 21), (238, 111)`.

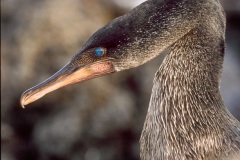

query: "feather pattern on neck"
(140, 25), (240, 160)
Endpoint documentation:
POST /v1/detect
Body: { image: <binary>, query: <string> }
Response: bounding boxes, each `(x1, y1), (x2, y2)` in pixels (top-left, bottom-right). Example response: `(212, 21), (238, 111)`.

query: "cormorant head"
(20, 1), (157, 107)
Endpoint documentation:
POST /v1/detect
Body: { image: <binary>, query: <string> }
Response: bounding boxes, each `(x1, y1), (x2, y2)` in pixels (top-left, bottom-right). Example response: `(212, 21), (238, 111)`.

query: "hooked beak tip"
(21, 102), (25, 109)
(20, 92), (28, 108)
(20, 99), (25, 109)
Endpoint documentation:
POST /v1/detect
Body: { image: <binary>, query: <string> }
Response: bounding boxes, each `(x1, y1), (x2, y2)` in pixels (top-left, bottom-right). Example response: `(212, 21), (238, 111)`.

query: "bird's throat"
(140, 29), (228, 159)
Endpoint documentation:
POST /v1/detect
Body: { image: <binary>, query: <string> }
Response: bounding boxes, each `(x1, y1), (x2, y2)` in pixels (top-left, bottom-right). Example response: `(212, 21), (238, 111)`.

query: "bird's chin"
(20, 60), (115, 108)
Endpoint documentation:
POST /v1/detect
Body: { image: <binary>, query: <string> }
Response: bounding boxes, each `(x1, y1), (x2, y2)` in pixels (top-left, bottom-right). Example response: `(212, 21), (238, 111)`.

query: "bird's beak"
(20, 60), (115, 108)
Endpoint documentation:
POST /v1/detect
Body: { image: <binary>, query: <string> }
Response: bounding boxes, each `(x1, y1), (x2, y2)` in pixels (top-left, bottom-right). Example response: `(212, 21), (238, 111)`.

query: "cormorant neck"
(155, 26), (225, 107)
(140, 26), (235, 159)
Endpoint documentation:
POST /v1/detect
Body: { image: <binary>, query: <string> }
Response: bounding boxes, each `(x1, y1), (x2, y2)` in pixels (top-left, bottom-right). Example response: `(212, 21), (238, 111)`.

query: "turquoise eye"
(94, 48), (105, 57)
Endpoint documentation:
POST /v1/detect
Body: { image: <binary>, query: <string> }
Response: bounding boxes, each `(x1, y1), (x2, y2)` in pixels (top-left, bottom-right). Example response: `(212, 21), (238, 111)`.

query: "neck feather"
(140, 27), (239, 159)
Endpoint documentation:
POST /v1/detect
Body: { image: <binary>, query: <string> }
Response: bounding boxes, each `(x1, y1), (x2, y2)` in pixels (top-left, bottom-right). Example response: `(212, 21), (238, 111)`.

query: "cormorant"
(21, 0), (240, 159)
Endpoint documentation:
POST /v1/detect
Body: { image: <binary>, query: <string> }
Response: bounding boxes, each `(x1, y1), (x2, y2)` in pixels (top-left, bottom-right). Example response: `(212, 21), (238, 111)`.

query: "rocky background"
(1, 0), (240, 160)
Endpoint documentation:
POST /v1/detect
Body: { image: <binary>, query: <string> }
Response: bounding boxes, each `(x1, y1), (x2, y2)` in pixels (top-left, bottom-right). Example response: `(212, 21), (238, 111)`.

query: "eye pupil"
(95, 48), (104, 56)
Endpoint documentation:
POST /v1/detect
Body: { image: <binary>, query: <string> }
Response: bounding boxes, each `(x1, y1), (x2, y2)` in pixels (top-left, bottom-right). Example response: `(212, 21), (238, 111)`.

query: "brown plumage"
(21, 0), (240, 159)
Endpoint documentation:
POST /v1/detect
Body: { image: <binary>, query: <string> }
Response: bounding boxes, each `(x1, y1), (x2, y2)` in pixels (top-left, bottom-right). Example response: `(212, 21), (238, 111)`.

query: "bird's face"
(20, 0), (161, 107)
(20, 45), (119, 108)
(20, 22), (137, 107)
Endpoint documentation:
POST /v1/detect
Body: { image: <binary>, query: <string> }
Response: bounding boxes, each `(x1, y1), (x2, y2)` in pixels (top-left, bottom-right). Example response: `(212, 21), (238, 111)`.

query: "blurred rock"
(1, 123), (15, 160)
(220, 0), (240, 12)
